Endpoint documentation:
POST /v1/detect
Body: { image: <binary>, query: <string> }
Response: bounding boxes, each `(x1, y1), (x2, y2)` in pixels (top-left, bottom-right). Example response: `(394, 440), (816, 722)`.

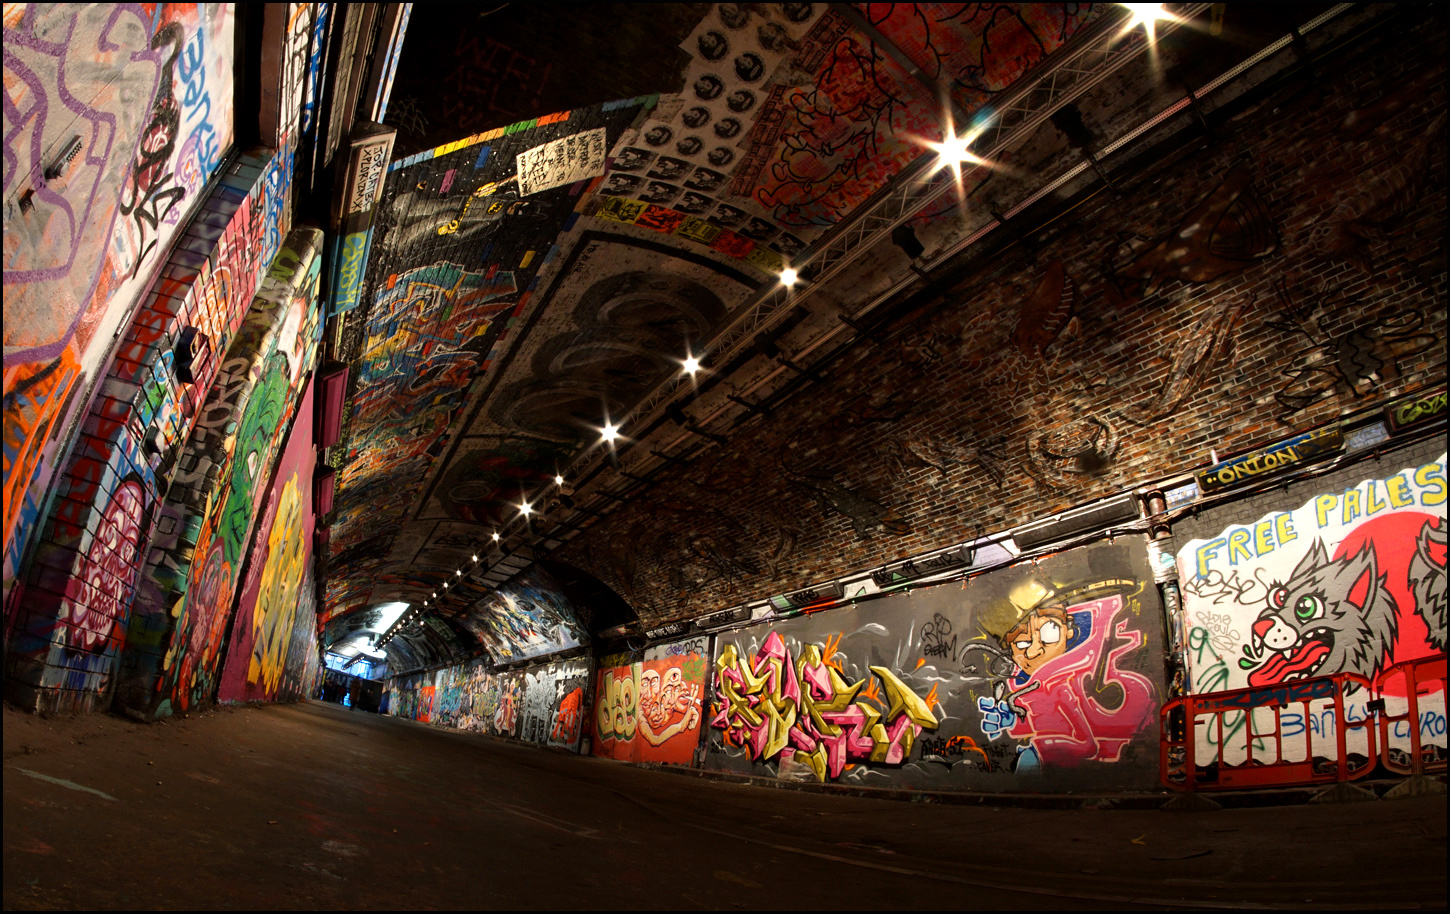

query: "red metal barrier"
(1160, 673), (1377, 791)
(1373, 653), (1448, 777)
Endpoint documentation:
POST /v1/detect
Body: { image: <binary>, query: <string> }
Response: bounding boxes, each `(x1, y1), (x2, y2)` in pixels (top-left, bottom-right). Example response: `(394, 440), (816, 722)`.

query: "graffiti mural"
(973, 593), (1157, 770)
(117, 228), (323, 719)
(594, 638), (708, 764)
(323, 101), (647, 622)
(1178, 452), (1447, 766)
(456, 565), (588, 664)
(742, 4), (1096, 231)
(521, 659), (589, 749)
(713, 630), (940, 782)
(707, 540), (1164, 790)
(3, 3), (236, 601)
(9, 145), (287, 714)
(274, 562), (322, 702)
(386, 656), (592, 752)
(217, 376), (319, 704)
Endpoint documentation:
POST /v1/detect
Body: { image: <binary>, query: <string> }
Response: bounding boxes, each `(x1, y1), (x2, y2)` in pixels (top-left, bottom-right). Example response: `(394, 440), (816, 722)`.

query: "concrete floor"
(4, 700), (1446, 910)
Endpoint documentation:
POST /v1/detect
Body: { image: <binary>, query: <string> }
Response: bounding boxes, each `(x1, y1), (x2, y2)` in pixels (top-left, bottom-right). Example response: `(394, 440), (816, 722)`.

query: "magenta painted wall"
(217, 374), (317, 703)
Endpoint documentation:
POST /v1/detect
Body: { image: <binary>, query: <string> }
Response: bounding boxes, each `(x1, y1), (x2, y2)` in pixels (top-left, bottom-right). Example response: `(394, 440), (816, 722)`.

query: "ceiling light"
(929, 125), (986, 178)
(519, 500), (533, 516)
(1120, 3), (1175, 39)
(472, 554), (479, 562)
(492, 532), (501, 541)
(554, 474), (565, 485)
(455, 569), (462, 576)
(780, 267), (798, 287)
(681, 354), (701, 374)
(601, 422), (621, 444)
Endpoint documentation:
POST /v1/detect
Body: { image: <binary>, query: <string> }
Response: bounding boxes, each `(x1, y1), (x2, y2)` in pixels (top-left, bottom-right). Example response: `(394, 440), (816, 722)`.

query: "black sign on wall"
(1385, 387), (1447, 433)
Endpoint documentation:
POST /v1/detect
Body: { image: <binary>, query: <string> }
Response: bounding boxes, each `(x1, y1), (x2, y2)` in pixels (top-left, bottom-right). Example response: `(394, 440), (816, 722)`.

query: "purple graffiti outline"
(3, 4), (168, 364)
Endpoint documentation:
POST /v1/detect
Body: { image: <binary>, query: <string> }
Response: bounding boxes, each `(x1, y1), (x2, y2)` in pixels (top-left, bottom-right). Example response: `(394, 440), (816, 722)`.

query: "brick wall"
(557, 11), (1447, 626)
(7, 151), (289, 713)
(115, 228), (324, 720)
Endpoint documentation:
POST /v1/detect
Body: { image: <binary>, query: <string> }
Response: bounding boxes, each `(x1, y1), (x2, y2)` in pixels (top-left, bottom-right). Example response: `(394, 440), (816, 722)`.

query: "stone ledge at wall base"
(453, 719), (1448, 812)
(649, 766), (1450, 811)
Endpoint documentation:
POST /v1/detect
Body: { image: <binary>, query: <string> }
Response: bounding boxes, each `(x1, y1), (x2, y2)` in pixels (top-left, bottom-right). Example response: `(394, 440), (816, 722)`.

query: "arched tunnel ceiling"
(319, 2), (1326, 667)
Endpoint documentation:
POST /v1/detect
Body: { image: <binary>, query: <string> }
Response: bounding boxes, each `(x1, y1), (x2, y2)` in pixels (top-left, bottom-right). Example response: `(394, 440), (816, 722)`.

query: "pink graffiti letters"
(712, 631), (939, 782)
(64, 477), (146, 652)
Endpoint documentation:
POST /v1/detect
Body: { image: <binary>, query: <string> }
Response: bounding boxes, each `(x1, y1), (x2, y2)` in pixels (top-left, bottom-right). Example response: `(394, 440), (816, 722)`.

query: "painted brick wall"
(3, 5), (237, 608)
(115, 228), (324, 720)
(7, 149), (290, 714)
(557, 13), (1448, 627)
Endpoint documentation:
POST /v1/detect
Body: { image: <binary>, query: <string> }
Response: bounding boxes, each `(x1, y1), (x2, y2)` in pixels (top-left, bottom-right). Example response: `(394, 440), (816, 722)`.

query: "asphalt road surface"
(4, 700), (1446, 910)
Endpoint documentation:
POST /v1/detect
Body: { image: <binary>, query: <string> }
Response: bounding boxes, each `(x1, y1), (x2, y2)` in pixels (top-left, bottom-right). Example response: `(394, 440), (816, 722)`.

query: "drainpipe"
(1144, 489), (1188, 703)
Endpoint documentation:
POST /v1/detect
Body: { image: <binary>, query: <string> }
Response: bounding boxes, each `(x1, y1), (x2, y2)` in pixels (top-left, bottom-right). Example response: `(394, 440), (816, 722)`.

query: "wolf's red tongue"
(1248, 640), (1331, 688)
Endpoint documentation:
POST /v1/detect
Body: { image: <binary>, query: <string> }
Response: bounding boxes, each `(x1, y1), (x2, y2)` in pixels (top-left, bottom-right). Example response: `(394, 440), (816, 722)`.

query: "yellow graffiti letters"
(1254, 520), (1274, 556)
(1227, 529), (1252, 564)
(596, 665), (639, 741)
(1415, 463), (1446, 506)
(1341, 488), (1362, 524)
(1275, 512), (1297, 546)
(1195, 538), (1225, 579)
(1387, 474), (1414, 508)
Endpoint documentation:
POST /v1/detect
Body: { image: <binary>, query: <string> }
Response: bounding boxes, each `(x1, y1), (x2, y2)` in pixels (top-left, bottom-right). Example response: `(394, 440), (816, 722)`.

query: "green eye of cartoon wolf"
(1294, 594), (1325, 621)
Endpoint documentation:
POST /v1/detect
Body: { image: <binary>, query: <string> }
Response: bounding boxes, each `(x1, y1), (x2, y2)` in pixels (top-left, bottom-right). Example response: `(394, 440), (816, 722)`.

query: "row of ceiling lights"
(375, 4), (1179, 653)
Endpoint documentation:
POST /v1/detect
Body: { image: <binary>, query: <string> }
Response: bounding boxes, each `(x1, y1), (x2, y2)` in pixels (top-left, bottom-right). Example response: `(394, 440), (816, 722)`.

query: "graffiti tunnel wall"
(1172, 438), (1448, 771)
(385, 539), (1170, 795)
(707, 540), (1166, 791)
(4, 3), (333, 717)
(387, 655), (591, 753)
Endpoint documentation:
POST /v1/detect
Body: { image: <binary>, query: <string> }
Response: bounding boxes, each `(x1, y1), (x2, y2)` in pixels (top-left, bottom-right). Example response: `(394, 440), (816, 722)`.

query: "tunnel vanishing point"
(3, 3), (1447, 909)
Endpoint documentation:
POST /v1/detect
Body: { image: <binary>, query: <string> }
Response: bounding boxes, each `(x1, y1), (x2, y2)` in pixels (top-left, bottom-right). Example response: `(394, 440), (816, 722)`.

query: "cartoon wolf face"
(1245, 538), (1395, 686)
(1410, 518), (1447, 652)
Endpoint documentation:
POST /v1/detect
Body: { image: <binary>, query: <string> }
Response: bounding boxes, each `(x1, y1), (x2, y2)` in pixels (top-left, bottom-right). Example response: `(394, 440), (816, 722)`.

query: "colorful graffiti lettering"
(217, 374), (319, 706)
(551, 686), (584, 744)
(595, 643), (707, 764)
(248, 473), (308, 693)
(3, 4), (235, 609)
(118, 228), (321, 718)
(1183, 456), (1447, 688)
(458, 566), (587, 664)
(712, 631), (940, 782)
(64, 477), (146, 652)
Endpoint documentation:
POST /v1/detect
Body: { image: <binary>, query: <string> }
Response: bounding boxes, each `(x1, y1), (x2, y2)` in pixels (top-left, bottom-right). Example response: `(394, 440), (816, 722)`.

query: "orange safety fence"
(1370, 653), (1448, 777)
(1161, 653), (1449, 791)
(1160, 673), (1376, 791)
